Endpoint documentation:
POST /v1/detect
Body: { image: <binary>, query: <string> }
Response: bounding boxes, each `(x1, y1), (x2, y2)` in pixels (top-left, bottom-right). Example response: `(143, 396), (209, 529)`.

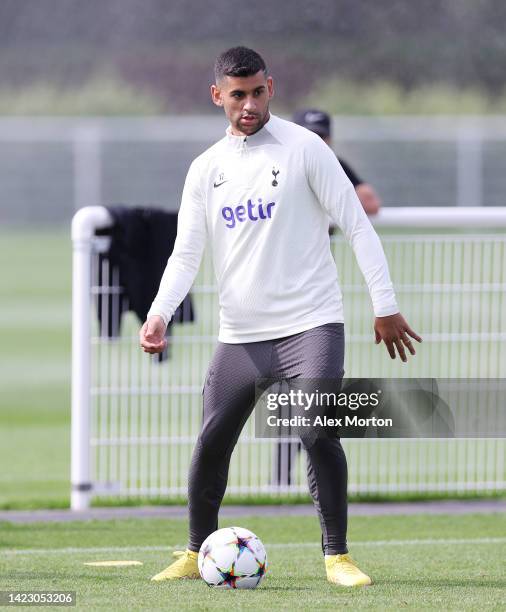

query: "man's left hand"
(374, 313), (422, 362)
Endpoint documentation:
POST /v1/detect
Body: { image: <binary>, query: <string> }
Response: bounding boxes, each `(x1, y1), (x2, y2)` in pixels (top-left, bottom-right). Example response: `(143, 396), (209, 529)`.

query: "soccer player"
(140, 46), (421, 587)
(292, 108), (382, 215)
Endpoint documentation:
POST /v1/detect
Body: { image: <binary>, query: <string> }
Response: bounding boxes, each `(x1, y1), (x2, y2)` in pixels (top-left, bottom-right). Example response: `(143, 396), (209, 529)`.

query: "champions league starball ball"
(198, 527), (268, 589)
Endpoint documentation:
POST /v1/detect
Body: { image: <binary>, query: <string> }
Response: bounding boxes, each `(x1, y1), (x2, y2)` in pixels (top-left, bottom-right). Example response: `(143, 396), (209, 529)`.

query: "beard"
(234, 107), (270, 135)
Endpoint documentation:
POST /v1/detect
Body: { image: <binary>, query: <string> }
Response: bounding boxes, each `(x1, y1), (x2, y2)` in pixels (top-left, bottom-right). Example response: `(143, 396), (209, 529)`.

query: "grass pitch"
(1, 513), (505, 610)
(0, 229), (71, 509)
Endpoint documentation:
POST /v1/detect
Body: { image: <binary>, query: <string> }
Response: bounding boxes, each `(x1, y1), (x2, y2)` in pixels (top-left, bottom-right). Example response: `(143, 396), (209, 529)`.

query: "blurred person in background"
(271, 109), (382, 490)
(293, 109), (381, 216)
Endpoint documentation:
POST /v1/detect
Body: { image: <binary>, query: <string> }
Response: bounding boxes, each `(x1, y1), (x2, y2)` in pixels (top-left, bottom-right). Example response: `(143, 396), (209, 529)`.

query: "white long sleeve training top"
(147, 114), (399, 343)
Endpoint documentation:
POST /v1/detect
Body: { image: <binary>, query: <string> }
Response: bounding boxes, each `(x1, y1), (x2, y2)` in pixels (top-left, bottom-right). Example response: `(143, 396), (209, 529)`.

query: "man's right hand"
(139, 315), (168, 354)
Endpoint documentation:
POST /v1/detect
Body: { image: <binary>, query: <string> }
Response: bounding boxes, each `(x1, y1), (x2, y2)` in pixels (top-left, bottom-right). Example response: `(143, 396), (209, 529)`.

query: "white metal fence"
(3, 116), (506, 227)
(71, 206), (506, 510)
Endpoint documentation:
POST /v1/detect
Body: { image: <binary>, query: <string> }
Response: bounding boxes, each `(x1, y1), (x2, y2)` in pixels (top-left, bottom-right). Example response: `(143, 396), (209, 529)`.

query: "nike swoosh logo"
(213, 180), (228, 188)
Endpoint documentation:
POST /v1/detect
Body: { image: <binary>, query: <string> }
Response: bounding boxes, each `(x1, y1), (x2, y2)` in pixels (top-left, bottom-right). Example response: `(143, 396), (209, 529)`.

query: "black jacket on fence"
(95, 205), (195, 362)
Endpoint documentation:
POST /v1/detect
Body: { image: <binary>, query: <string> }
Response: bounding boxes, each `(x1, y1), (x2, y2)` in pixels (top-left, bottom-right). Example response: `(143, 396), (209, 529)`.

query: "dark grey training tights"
(187, 323), (348, 555)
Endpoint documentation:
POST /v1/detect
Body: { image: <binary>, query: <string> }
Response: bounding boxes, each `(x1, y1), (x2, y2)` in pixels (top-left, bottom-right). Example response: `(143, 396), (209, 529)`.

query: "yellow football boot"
(325, 553), (372, 587)
(151, 549), (200, 582)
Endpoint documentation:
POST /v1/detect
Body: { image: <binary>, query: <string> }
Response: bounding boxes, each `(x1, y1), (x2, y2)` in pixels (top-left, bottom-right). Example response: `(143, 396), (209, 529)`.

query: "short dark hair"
(214, 46), (267, 82)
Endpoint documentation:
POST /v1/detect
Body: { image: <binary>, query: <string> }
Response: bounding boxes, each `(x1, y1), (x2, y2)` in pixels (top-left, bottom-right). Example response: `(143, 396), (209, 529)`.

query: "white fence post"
(71, 206), (113, 510)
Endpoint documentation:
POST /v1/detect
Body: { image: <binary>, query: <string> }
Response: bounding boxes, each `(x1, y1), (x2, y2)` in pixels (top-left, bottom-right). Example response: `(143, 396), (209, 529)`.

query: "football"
(198, 526), (268, 589)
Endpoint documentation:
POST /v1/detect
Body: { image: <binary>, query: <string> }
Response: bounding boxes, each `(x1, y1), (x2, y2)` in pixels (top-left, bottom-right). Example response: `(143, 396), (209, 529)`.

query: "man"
(140, 46), (421, 587)
(292, 108), (381, 215)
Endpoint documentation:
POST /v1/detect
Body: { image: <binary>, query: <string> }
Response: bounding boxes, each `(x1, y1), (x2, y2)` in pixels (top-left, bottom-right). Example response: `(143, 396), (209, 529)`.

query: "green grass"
(1, 514), (505, 610)
(303, 78), (506, 115)
(0, 229), (71, 509)
(0, 74), (165, 115)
